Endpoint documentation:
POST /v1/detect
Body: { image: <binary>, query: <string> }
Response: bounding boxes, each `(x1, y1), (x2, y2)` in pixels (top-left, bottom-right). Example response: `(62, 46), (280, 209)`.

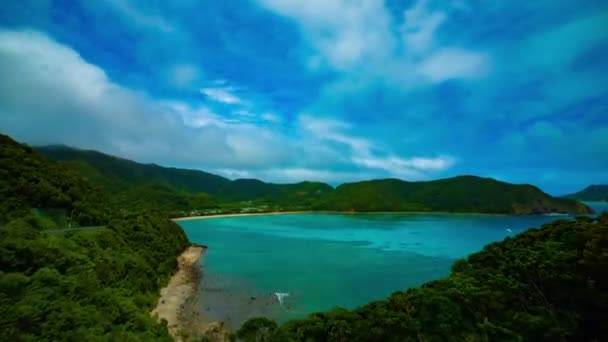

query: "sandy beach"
(172, 210), (512, 222)
(152, 245), (206, 341)
(173, 211), (313, 222)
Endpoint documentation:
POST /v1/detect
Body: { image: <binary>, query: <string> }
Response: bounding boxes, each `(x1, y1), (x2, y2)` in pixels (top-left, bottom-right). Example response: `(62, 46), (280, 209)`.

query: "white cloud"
(214, 167), (389, 185)
(257, 0), (490, 87)
(401, 0), (446, 54)
(0, 29), (284, 170)
(107, 0), (174, 32)
(200, 87), (242, 104)
(262, 112), (282, 123)
(235, 109), (256, 118)
(418, 48), (490, 82)
(165, 101), (223, 128)
(0, 28), (456, 184)
(168, 64), (199, 87)
(256, 0), (394, 71)
(299, 115), (371, 152)
(299, 115), (455, 177)
(355, 155), (455, 171)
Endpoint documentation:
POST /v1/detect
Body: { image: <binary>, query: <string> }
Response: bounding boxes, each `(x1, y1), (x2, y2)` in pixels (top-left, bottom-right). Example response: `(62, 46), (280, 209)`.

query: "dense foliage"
(563, 184), (608, 201)
(1, 134), (191, 341)
(36, 146), (333, 207)
(239, 214), (608, 341)
(2, 133), (606, 341)
(0, 135), (110, 225)
(0, 213), (189, 341)
(315, 177), (592, 214)
(37, 146), (592, 215)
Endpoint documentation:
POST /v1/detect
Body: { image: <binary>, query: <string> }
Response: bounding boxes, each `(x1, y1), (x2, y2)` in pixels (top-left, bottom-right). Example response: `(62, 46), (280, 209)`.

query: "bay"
(179, 212), (578, 327)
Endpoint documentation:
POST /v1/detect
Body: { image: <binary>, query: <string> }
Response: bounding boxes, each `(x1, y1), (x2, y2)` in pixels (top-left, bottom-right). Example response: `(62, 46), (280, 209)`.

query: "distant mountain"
(315, 177), (593, 215)
(35, 145), (333, 205)
(35, 145), (593, 215)
(563, 185), (608, 202)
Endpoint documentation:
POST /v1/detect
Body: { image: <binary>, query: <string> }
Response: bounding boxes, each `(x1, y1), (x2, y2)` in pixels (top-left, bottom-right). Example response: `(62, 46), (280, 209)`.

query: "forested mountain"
(0, 134), (190, 340)
(238, 214), (608, 341)
(36, 145), (592, 215)
(315, 177), (592, 214)
(36, 145), (333, 207)
(36, 145), (233, 193)
(1, 133), (606, 341)
(563, 185), (608, 201)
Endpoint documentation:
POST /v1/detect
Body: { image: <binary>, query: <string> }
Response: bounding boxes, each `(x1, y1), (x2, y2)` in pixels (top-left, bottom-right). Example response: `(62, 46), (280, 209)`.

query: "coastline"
(171, 210), (527, 222)
(173, 211), (314, 221)
(152, 245), (207, 341)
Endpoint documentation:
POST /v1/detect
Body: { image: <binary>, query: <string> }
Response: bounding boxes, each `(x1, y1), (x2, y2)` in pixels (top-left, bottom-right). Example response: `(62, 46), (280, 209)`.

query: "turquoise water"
(585, 201), (608, 213)
(179, 212), (578, 325)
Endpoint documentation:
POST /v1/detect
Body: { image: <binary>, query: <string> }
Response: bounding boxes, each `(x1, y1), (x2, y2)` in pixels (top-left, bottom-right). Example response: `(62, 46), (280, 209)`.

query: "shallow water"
(179, 212), (576, 327)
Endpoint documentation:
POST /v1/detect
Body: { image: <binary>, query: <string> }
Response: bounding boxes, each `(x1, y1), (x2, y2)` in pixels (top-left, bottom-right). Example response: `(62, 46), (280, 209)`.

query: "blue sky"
(0, 0), (607, 194)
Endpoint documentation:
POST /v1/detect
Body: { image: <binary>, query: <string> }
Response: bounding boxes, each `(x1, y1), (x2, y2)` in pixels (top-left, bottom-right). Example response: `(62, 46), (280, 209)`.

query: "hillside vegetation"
(37, 146), (333, 207)
(0, 134), (190, 340)
(0, 136), (109, 225)
(37, 145), (592, 215)
(238, 214), (608, 341)
(316, 177), (592, 214)
(563, 185), (608, 202)
(1, 133), (606, 341)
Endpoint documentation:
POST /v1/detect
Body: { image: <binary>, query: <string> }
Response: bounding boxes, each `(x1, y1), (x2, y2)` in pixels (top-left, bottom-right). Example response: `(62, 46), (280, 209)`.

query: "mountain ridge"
(34, 143), (592, 215)
(563, 185), (608, 202)
(316, 176), (592, 214)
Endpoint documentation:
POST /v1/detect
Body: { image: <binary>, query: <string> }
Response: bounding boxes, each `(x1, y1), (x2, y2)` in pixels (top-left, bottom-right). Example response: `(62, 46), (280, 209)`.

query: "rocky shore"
(152, 245), (231, 341)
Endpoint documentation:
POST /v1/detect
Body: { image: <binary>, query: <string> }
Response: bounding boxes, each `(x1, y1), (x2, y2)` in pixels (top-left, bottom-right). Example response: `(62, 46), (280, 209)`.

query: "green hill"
(239, 214), (608, 341)
(36, 146), (592, 215)
(315, 176), (593, 214)
(0, 134), (190, 340)
(1, 133), (605, 340)
(0, 135), (110, 225)
(36, 145), (333, 207)
(563, 185), (608, 202)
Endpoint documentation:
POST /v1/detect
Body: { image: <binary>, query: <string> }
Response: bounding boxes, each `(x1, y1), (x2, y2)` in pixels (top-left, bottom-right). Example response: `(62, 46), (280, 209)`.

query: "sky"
(0, 0), (607, 195)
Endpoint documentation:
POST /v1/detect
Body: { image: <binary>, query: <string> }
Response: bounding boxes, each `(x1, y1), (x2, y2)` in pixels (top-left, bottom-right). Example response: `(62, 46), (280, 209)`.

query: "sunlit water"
(178, 208), (605, 327)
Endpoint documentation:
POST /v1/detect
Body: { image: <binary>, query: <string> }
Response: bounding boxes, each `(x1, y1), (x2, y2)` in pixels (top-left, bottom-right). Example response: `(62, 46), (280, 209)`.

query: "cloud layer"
(0, 0), (607, 194)
(0, 27), (452, 184)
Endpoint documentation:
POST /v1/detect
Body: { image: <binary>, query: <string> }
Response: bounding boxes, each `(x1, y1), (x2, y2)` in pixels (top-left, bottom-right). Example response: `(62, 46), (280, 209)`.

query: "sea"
(179, 202), (607, 328)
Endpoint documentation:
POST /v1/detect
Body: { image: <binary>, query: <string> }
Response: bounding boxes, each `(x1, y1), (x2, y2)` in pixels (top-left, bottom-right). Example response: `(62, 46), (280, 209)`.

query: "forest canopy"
(1, 133), (606, 341)
(1, 134), (190, 341)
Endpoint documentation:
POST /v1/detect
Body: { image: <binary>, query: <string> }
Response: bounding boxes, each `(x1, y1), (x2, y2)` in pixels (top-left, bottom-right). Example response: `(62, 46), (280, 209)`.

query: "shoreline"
(173, 211), (314, 221)
(151, 245), (206, 341)
(170, 210), (571, 222)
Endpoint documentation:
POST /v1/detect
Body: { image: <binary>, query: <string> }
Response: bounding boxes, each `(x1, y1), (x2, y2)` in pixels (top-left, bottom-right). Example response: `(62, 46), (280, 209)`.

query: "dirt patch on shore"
(152, 245), (208, 341)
